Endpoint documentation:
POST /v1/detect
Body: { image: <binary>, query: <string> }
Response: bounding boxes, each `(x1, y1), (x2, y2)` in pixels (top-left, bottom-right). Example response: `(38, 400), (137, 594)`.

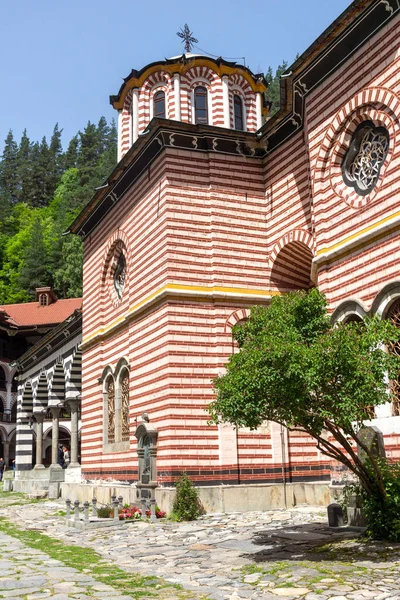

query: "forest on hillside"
(0, 63), (285, 305)
(0, 119), (117, 304)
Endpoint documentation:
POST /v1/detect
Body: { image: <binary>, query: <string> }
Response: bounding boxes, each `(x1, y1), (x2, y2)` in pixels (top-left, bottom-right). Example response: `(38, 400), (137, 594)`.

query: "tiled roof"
(0, 298), (82, 328)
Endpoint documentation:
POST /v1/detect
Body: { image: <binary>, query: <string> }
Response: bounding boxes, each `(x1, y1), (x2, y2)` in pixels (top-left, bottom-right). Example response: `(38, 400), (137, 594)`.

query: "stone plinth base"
(65, 517), (124, 530)
(65, 465), (82, 483)
(13, 469), (51, 494)
(2, 471), (14, 491)
(60, 481), (332, 514)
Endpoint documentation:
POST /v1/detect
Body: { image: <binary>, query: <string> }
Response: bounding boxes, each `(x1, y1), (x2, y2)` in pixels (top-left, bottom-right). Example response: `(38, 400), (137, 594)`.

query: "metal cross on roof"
(177, 24), (198, 53)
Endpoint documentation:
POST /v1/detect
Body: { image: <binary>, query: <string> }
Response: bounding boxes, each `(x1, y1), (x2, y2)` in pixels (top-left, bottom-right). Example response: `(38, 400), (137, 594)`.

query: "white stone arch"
(371, 281), (400, 318)
(330, 299), (368, 324)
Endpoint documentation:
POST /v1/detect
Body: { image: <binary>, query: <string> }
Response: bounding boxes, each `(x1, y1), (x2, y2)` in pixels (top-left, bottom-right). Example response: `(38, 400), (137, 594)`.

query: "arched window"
(233, 94), (244, 131)
(153, 90), (166, 119)
(120, 370), (130, 442)
(106, 376), (115, 444)
(194, 86), (208, 124)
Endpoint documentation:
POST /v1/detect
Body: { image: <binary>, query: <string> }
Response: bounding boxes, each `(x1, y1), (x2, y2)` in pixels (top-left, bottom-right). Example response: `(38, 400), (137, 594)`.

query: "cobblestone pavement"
(0, 530), (136, 600)
(1, 498), (400, 600)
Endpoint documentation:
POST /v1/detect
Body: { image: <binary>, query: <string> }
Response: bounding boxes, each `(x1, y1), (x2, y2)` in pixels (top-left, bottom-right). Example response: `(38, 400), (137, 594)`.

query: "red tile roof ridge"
(0, 297), (82, 327)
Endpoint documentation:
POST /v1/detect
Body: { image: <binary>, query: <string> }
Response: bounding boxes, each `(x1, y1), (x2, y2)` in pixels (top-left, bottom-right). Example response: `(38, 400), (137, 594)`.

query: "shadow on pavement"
(243, 522), (400, 563)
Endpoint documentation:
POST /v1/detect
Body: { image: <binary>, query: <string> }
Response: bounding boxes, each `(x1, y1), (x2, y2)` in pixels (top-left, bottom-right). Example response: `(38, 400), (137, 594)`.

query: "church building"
(60, 0), (400, 506)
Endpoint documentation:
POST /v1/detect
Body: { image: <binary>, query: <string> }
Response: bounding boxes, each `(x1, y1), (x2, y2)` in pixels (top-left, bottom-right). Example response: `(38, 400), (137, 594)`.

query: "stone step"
(27, 490), (48, 499)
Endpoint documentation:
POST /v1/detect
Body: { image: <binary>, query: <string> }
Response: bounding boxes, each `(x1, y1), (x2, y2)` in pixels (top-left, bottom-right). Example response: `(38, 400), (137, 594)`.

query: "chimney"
(35, 287), (57, 307)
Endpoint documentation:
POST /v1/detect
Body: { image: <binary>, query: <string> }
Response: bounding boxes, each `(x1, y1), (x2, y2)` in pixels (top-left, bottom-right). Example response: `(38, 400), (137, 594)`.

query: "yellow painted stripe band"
(82, 284), (277, 346)
(317, 208), (400, 257)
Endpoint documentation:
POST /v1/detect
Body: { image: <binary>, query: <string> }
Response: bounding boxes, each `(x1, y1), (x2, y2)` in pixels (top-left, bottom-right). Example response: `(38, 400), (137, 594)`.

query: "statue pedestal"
(136, 481), (158, 520)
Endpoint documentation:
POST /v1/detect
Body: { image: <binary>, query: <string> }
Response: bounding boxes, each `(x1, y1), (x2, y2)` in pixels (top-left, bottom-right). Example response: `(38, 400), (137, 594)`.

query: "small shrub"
(172, 472), (201, 521)
(97, 505), (112, 518)
(341, 458), (400, 542)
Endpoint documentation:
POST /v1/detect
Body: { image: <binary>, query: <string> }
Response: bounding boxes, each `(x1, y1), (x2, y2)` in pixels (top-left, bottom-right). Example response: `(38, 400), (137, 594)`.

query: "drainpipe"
(280, 424), (287, 508)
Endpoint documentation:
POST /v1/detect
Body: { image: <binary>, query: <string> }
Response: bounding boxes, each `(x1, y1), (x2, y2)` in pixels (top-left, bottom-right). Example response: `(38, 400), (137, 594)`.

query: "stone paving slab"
(0, 531), (134, 600)
(1, 499), (400, 599)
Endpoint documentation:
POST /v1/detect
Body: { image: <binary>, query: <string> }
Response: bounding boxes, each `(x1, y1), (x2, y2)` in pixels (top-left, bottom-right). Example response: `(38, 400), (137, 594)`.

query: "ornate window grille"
(107, 377), (115, 443)
(387, 299), (400, 417)
(342, 120), (389, 196)
(113, 253), (126, 300)
(121, 371), (130, 442)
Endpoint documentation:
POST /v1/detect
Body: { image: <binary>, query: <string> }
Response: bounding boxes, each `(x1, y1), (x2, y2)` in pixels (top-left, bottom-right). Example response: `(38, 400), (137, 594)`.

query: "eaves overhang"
(110, 54), (267, 110)
(13, 310), (82, 373)
(260, 0), (400, 153)
(67, 119), (264, 240)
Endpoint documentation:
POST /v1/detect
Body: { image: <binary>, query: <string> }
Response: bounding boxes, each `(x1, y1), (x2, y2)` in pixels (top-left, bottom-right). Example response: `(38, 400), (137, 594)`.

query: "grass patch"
(0, 518), (204, 599)
(0, 488), (48, 506)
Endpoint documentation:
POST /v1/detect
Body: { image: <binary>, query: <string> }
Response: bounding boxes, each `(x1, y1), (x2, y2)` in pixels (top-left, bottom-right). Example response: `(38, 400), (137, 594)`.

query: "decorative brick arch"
(49, 363), (66, 405)
(316, 87), (400, 209)
(269, 229), (314, 266)
(224, 308), (251, 334)
(34, 372), (48, 411)
(101, 229), (130, 305)
(141, 71), (170, 93)
(185, 66), (217, 87)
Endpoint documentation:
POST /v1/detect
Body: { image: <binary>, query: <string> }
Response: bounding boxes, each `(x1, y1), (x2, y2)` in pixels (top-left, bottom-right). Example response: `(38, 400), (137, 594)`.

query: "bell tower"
(110, 44), (268, 161)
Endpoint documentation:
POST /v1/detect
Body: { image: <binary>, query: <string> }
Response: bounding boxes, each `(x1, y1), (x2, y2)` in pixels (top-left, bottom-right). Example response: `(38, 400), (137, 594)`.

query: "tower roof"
(110, 54), (267, 111)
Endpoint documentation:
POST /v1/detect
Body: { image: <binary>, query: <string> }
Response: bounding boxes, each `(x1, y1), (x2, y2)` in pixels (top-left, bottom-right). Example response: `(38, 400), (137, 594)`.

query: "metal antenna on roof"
(177, 24), (198, 53)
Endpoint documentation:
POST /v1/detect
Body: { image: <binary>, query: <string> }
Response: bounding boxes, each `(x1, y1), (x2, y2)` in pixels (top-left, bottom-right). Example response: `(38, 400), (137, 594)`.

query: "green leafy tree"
(0, 116), (116, 302)
(53, 234), (83, 298)
(19, 215), (51, 297)
(209, 289), (400, 539)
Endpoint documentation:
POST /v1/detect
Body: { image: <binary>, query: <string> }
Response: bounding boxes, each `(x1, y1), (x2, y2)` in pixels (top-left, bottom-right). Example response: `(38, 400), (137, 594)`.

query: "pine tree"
(48, 123), (64, 195)
(77, 121), (99, 186)
(64, 135), (79, 171)
(0, 130), (19, 205)
(19, 216), (51, 297)
(17, 129), (33, 204)
(265, 60), (289, 117)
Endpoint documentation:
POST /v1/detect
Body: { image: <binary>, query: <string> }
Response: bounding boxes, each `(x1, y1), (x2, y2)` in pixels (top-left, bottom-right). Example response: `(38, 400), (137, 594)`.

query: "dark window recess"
(153, 90), (166, 119)
(194, 86), (208, 124)
(114, 253), (126, 300)
(234, 94), (244, 130)
(342, 120), (389, 196)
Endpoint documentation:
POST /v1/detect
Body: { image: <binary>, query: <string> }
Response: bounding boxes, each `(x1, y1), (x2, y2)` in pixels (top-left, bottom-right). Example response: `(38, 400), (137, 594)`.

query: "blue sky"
(0, 0), (350, 151)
